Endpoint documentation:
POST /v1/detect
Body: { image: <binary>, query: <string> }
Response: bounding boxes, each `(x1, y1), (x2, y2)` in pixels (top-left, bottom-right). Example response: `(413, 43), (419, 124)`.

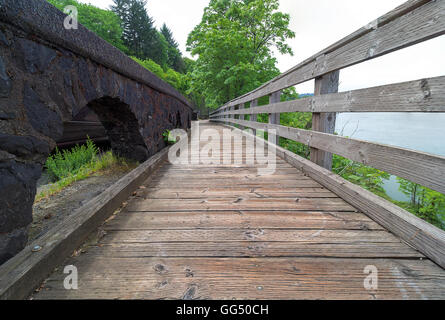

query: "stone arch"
(0, 24), (192, 264)
(87, 97), (149, 163)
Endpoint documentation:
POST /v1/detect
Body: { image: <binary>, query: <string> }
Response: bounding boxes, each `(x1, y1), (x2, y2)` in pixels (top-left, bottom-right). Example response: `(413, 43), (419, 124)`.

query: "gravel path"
(30, 171), (131, 244)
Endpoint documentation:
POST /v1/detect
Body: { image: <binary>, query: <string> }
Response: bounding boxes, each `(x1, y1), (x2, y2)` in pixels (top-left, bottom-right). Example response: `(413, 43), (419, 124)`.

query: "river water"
(335, 113), (445, 201)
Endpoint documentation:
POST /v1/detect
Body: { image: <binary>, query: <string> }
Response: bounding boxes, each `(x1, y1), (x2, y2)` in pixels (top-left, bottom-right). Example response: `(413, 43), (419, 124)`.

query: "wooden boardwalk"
(33, 122), (445, 300)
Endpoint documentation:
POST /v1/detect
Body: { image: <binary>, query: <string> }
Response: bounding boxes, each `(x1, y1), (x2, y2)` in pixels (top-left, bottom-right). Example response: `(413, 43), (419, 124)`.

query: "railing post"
(269, 91), (281, 145)
(251, 99), (258, 136)
(310, 71), (340, 170)
(238, 104), (245, 131)
(226, 106), (231, 125)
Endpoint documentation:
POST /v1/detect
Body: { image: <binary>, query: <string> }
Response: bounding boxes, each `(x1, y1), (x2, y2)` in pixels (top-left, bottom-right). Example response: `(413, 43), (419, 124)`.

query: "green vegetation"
(162, 130), (177, 145)
(332, 156), (390, 199)
(186, 0), (295, 108)
(46, 138), (98, 181)
(47, 0), (207, 114)
(47, 0), (128, 52)
(111, 0), (167, 68)
(131, 57), (208, 114)
(47, 0), (186, 73)
(161, 24), (186, 73)
(131, 57), (190, 96)
(37, 139), (137, 202)
(394, 178), (445, 228)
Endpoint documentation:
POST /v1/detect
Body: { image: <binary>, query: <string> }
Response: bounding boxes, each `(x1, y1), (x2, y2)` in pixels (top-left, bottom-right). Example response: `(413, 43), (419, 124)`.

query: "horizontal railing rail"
(210, 0), (445, 196)
(211, 0), (444, 114)
(210, 0), (445, 269)
(212, 117), (445, 194)
(213, 76), (445, 115)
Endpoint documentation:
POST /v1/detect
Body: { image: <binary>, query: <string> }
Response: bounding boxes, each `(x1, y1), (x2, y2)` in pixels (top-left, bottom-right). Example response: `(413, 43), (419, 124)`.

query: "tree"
(161, 24), (185, 73)
(151, 32), (169, 69)
(183, 57), (196, 74)
(187, 0), (295, 108)
(397, 178), (423, 209)
(161, 23), (179, 48)
(111, 0), (154, 59)
(131, 57), (189, 95)
(47, 0), (128, 52)
(396, 178), (445, 228)
(111, 0), (167, 66)
(332, 158), (390, 198)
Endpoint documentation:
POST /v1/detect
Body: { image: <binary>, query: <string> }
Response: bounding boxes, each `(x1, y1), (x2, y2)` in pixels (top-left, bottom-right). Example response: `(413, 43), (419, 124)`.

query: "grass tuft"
(36, 139), (138, 203)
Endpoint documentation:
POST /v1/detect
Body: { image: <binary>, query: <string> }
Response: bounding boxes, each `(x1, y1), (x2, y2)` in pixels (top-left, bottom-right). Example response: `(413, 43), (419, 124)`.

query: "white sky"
(78, 0), (445, 93)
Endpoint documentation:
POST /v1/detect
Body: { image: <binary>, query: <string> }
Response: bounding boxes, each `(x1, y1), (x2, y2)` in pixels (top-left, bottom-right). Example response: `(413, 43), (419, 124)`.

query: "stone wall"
(0, 2), (193, 264)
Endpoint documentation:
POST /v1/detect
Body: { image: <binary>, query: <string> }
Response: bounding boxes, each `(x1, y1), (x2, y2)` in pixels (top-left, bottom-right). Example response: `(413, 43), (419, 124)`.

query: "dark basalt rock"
(0, 30), (10, 47)
(0, 133), (50, 157)
(0, 55), (11, 97)
(15, 38), (57, 74)
(0, 227), (28, 265)
(23, 83), (63, 140)
(0, 0), (193, 265)
(0, 110), (15, 120)
(0, 161), (41, 233)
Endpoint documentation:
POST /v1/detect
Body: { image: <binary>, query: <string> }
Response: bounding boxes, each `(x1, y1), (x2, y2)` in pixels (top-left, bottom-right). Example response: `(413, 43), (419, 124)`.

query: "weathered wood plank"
(238, 104), (245, 131)
(150, 173), (311, 180)
(33, 257), (445, 300)
(146, 179), (324, 188)
(77, 241), (422, 259)
(104, 210), (383, 231)
(311, 71), (339, 170)
(225, 124), (445, 269)
(216, 76), (445, 115)
(0, 146), (170, 300)
(100, 229), (402, 244)
(157, 167), (299, 174)
(58, 121), (107, 145)
(209, 0), (433, 116)
(269, 91), (281, 145)
(166, 164), (294, 169)
(214, 118), (445, 194)
(251, 99), (258, 136)
(125, 198), (356, 212)
(136, 187), (338, 199)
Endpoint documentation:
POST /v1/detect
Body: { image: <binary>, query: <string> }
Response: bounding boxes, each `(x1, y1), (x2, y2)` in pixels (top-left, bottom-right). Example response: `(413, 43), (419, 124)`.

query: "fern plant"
(45, 137), (98, 181)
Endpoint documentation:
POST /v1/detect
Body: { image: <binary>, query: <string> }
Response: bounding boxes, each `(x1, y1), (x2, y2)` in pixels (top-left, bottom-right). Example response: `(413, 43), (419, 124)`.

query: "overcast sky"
(78, 0), (445, 93)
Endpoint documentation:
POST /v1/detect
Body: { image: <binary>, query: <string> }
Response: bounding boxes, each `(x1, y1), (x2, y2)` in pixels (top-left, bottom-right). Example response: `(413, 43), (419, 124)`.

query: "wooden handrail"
(210, 0), (445, 190)
(222, 124), (445, 269)
(213, 117), (445, 194)
(213, 76), (445, 115)
(212, 0), (444, 111)
(210, 0), (445, 268)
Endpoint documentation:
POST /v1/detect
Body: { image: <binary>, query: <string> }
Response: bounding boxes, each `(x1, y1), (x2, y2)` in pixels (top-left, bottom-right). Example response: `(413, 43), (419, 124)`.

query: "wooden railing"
(210, 0), (445, 194)
(210, 0), (445, 268)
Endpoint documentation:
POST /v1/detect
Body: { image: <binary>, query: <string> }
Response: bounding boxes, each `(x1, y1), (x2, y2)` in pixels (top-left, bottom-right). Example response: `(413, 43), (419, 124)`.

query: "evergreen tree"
(151, 32), (169, 69)
(161, 23), (179, 48)
(111, 0), (166, 66)
(161, 23), (185, 73)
